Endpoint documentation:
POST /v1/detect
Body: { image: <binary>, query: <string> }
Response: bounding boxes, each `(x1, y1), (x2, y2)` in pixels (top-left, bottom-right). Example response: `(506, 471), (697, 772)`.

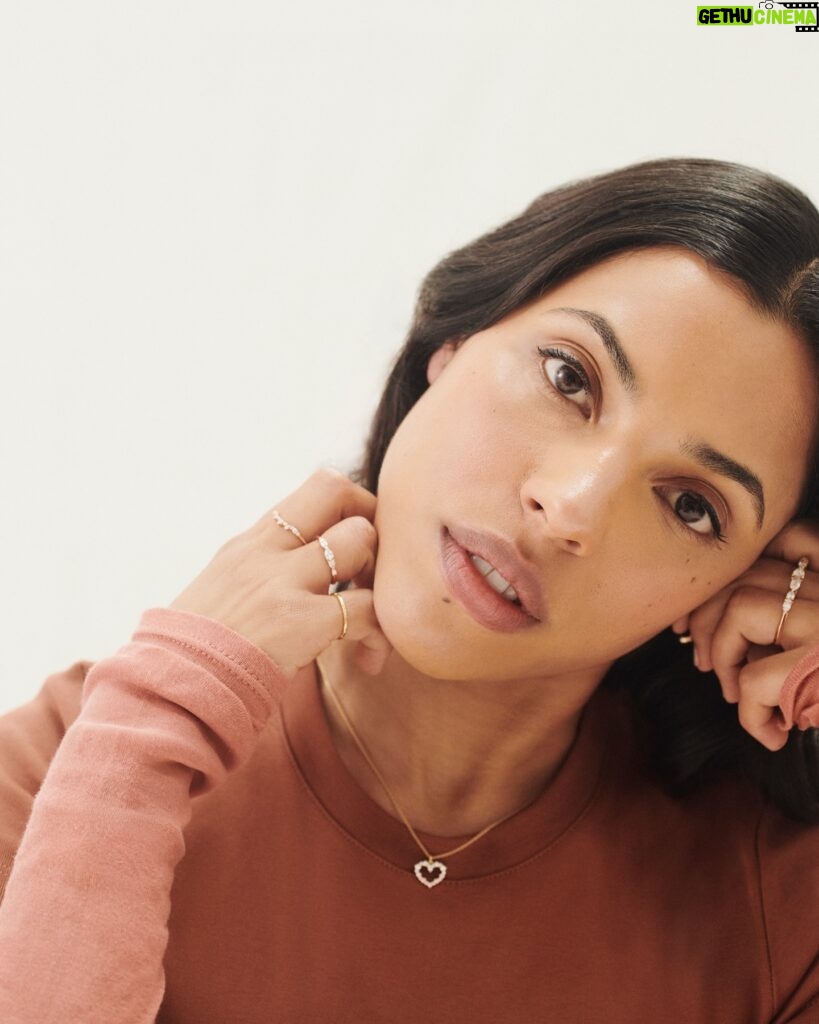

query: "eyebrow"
(549, 305), (766, 530)
(680, 441), (765, 530)
(552, 306), (639, 393)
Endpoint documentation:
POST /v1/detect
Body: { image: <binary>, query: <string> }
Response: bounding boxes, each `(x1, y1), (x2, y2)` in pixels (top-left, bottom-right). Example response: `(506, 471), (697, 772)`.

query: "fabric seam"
(131, 628), (275, 716)
(754, 802), (777, 1017)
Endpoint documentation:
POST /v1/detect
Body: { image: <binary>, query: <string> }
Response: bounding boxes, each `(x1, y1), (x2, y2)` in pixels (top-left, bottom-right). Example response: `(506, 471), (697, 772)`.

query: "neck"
(316, 631), (608, 839)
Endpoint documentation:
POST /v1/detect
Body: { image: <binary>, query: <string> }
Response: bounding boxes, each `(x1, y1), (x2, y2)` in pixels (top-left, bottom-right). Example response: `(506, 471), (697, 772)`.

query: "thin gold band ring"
(332, 591), (348, 640)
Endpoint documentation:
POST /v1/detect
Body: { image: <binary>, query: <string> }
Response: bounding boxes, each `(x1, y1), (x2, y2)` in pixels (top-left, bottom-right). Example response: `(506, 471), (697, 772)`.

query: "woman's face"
(372, 246), (818, 685)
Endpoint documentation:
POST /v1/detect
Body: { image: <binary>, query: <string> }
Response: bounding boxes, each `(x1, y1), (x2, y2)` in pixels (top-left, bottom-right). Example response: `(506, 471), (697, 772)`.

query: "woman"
(1, 156), (819, 1023)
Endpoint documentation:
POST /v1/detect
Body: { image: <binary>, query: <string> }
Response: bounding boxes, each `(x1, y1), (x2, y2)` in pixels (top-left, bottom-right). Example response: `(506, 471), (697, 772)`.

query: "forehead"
(495, 247), (818, 527)
(520, 248), (772, 349)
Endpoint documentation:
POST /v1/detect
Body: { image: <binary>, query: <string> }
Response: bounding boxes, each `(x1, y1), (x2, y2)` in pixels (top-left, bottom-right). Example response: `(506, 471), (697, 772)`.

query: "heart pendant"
(413, 858), (447, 888)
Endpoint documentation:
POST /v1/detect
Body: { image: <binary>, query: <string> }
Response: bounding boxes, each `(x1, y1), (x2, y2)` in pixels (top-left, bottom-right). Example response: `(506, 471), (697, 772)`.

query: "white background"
(0, 1), (816, 714)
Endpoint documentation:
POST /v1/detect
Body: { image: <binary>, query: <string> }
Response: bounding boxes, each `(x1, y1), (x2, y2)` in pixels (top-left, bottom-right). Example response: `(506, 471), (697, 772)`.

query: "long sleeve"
(0, 660), (88, 901)
(777, 644), (819, 731)
(0, 606), (291, 1024)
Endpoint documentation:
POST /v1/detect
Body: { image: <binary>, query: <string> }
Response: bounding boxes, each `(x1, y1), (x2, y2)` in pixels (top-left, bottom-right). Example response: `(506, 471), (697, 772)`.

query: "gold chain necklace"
(315, 656), (524, 888)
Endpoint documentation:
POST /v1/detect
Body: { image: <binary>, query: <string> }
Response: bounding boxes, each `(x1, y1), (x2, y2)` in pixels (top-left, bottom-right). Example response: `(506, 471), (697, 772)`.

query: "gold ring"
(773, 556), (809, 646)
(332, 592), (348, 640)
(270, 509), (308, 546)
(317, 534), (338, 581)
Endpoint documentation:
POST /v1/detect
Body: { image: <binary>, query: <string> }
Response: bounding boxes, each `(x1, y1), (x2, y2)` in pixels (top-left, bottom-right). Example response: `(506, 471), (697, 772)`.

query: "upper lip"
(445, 522), (546, 622)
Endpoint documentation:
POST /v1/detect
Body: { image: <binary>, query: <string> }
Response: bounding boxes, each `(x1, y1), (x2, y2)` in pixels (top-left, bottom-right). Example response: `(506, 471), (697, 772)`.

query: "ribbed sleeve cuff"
(777, 644), (819, 732)
(125, 606), (292, 730)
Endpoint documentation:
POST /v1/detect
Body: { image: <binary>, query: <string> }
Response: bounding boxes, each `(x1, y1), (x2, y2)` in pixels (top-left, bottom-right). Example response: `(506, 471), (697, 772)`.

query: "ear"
(426, 341), (461, 386)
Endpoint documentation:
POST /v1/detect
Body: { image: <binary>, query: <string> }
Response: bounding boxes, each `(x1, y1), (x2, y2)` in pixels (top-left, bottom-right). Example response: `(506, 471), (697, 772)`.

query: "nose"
(521, 443), (628, 556)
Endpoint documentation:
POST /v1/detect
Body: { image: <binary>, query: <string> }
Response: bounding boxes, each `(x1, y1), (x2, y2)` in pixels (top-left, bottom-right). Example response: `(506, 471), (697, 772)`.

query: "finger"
(709, 586), (786, 702)
(256, 466), (377, 545)
(688, 557), (819, 672)
(323, 586), (389, 648)
(766, 595), (819, 651)
(687, 580), (745, 672)
(291, 515), (378, 594)
(323, 588), (392, 676)
(763, 520), (819, 567)
(737, 703), (789, 752)
(735, 649), (805, 751)
(349, 558), (376, 592)
(671, 614), (690, 635)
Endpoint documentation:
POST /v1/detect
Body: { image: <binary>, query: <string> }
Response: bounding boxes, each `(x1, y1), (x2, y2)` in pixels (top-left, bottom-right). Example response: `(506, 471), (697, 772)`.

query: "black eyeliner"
(700, 497), (726, 544)
(537, 344), (591, 388)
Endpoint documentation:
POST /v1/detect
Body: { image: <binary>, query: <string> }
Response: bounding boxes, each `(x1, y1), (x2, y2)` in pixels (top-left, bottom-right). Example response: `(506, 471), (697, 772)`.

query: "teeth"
(469, 554), (519, 603)
(470, 554), (494, 575)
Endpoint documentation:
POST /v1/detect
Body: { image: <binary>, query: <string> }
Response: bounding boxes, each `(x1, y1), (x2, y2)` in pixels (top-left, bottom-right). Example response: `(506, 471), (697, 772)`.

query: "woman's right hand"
(168, 467), (392, 681)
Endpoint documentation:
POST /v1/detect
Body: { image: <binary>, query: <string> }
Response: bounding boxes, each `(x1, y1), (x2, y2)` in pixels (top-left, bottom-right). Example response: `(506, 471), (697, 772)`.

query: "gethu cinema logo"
(696, 2), (818, 30)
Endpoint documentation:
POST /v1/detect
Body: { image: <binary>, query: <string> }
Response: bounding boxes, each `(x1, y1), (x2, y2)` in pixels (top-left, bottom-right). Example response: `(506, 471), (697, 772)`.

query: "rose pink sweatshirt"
(1, 607), (819, 1023)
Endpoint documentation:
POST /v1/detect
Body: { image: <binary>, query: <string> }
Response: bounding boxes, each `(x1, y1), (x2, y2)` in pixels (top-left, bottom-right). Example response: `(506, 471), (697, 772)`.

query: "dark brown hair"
(346, 157), (819, 823)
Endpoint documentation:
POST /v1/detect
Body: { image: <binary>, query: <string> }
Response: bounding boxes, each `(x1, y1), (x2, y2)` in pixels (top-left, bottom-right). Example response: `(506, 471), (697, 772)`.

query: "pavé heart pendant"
(414, 859), (447, 888)
(317, 657), (516, 892)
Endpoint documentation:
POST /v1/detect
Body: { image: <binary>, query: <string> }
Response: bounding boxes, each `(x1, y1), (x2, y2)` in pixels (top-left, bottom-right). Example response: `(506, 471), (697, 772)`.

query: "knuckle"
(213, 532), (241, 557)
(725, 585), (755, 616)
(313, 465), (347, 488)
(214, 532), (254, 565)
(345, 515), (378, 546)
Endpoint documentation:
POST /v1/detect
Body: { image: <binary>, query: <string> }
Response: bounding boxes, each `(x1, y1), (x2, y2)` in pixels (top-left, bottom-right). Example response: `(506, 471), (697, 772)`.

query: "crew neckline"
(279, 661), (622, 880)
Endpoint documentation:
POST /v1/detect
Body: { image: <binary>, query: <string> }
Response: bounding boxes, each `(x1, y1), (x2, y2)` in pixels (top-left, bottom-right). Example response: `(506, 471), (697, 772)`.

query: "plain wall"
(1, 1), (816, 713)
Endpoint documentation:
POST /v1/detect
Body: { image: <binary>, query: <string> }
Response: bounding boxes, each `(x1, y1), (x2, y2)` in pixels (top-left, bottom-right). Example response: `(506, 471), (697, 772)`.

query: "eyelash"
(536, 344), (727, 546)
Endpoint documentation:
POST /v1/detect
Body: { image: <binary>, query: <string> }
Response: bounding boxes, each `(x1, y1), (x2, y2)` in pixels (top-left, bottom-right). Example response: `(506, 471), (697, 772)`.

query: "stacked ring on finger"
(271, 508), (337, 584)
(271, 508), (308, 546)
(773, 556), (809, 646)
(317, 534), (338, 582)
(270, 508), (348, 640)
(268, 507), (335, 589)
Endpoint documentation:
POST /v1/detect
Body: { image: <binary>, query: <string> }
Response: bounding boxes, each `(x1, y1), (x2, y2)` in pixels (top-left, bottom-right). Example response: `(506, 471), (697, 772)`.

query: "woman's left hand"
(672, 520), (819, 751)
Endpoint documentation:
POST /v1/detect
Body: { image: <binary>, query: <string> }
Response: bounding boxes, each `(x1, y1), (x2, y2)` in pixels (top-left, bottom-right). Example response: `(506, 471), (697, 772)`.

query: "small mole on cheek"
(442, 596), (452, 604)
(690, 577), (697, 584)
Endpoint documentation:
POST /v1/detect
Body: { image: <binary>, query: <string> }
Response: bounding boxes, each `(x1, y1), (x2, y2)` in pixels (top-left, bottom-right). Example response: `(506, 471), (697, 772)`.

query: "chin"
(370, 570), (479, 679)
(371, 570), (532, 681)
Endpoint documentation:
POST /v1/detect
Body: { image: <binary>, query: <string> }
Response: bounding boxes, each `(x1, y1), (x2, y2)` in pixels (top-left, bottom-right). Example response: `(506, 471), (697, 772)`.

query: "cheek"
(392, 379), (526, 488)
(590, 543), (722, 637)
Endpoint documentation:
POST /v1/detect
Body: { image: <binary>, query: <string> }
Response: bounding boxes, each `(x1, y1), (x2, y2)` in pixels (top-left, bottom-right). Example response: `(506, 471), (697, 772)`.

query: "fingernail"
(693, 645), (700, 669)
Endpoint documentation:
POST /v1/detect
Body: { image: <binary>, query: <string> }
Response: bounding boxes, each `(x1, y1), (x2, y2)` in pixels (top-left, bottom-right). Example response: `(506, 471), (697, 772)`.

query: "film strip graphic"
(766, 1), (819, 31)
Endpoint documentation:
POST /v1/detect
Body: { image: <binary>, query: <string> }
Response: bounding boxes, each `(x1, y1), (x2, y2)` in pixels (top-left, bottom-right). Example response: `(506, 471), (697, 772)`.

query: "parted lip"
(444, 522), (546, 622)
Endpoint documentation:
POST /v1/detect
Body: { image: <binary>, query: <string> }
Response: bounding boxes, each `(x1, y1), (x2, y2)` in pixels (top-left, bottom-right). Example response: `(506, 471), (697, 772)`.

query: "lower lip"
(438, 527), (540, 633)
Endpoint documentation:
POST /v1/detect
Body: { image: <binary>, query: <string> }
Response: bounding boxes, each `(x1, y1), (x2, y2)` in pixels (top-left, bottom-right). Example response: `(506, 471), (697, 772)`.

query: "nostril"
(523, 488), (595, 554)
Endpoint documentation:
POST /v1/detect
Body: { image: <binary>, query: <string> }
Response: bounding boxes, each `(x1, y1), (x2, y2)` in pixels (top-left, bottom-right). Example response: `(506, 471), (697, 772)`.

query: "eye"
(662, 486), (726, 544)
(538, 345), (594, 416)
